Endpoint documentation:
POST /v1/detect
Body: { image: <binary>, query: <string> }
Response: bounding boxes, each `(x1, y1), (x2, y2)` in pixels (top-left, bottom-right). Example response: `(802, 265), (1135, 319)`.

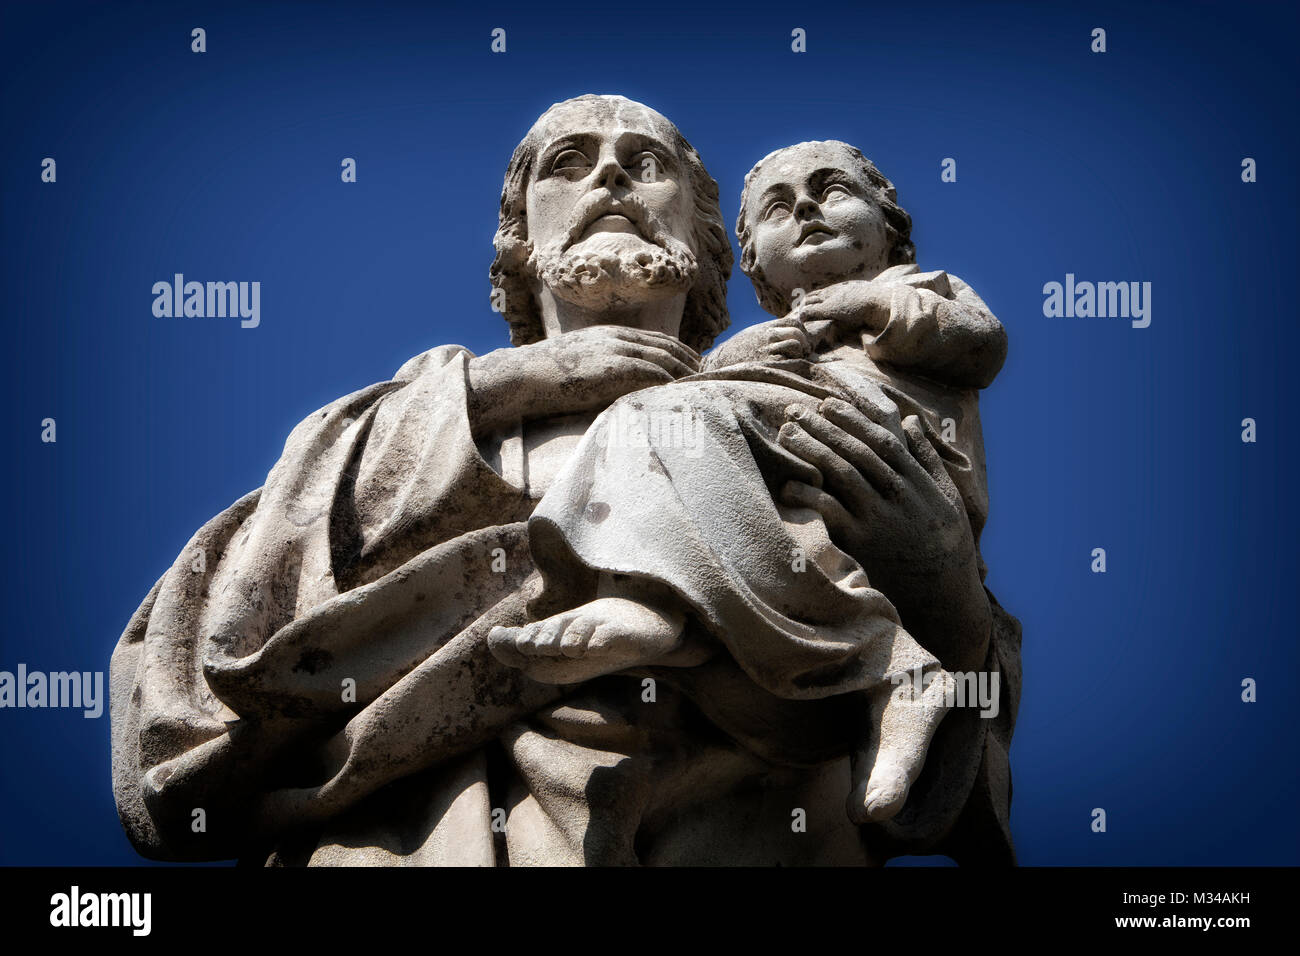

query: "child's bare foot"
(853, 755), (913, 823)
(848, 668), (955, 824)
(488, 596), (685, 684)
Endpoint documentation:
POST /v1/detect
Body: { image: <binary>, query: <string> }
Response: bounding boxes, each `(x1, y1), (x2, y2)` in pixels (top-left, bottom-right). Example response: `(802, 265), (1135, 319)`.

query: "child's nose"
(794, 195), (821, 220)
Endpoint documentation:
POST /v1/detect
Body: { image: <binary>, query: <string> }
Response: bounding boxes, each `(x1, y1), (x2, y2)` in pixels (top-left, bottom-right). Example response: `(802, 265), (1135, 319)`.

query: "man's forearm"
(466, 349), (531, 435)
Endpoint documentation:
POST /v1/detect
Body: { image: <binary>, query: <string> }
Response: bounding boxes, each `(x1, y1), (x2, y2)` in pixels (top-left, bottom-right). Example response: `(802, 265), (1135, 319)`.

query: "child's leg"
(848, 666), (955, 824)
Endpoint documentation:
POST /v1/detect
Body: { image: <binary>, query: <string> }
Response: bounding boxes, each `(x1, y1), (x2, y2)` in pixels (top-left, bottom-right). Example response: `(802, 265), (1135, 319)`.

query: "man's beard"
(527, 198), (699, 312)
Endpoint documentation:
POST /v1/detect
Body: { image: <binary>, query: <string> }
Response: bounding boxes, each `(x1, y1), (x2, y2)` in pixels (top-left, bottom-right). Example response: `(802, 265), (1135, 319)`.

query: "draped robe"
(110, 341), (1020, 866)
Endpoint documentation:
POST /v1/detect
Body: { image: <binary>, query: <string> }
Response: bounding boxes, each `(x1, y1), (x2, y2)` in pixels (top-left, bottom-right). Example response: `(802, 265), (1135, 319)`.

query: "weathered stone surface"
(110, 96), (1019, 866)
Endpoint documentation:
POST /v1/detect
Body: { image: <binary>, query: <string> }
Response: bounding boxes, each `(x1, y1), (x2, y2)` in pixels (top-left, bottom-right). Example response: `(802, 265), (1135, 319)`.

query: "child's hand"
(754, 316), (811, 361)
(796, 280), (893, 335)
(707, 316), (811, 367)
(799, 281), (950, 347)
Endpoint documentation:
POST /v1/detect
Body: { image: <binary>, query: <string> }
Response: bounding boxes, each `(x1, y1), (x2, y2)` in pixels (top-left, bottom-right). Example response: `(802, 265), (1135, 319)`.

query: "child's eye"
(763, 201), (791, 221)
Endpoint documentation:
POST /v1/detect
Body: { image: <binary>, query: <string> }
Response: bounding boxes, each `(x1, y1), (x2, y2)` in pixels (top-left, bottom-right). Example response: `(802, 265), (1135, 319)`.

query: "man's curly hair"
(489, 95), (733, 353)
(736, 141), (915, 317)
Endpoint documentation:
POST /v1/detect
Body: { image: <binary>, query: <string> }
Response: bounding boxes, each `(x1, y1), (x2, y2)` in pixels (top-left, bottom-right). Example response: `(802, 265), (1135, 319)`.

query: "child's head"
(737, 141), (914, 316)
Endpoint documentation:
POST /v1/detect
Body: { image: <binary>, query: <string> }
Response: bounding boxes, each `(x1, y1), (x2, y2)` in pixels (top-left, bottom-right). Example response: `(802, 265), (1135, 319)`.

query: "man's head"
(491, 95), (732, 352)
(737, 140), (914, 317)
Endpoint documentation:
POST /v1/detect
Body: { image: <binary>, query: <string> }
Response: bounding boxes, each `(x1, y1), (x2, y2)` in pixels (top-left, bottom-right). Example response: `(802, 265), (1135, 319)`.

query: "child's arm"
(873, 273), (1007, 388)
(799, 273), (1008, 389)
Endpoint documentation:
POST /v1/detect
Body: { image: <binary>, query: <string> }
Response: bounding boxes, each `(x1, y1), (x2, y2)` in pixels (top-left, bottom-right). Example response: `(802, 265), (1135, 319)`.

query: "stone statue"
(110, 94), (1021, 865)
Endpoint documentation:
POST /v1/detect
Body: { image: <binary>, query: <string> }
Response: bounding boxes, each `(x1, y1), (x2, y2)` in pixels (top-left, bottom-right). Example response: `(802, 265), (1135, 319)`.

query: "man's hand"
(775, 395), (991, 670)
(706, 316), (810, 368)
(467, 326), (700, 434)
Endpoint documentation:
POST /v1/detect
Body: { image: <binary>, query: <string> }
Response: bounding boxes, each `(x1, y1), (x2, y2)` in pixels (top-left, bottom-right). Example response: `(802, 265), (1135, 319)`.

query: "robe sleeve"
(109, 346), (557, 861)
(865, 270), (1009, 389)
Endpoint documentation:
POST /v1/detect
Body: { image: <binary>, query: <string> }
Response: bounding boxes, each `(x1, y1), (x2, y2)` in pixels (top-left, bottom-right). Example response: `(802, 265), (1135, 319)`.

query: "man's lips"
(582, 213), (639, 237)
(569, 197), (654, 244)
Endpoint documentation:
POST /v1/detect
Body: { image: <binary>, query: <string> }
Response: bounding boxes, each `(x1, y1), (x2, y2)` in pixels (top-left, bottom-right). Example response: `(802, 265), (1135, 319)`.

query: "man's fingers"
(809, 398), (910, 477)
(784, 406), (904, 500)
(779, 480), (856, 539)
(776, 421), (874, 515)
(902, 415), (957, 496)
(819, 394), (903, 442)
(598, 355), (678, 388)
(614, 344), (697, 380)
(599, 326), (701, 369)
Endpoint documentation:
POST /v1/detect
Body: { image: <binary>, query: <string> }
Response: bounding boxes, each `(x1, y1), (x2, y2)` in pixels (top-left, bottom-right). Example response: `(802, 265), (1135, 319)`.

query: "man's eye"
(763, 202), (791, 221)
(823, 184), (851, 201)
(551, 150), (591, 174)
(628, 152), (663, 180)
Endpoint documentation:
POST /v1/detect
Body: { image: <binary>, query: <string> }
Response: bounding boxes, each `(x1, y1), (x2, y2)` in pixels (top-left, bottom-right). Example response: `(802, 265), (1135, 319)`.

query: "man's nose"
(592, 153), (632, 191)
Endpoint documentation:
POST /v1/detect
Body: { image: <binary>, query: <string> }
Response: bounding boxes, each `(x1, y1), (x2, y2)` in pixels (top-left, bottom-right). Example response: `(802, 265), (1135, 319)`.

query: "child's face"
(746, 143), (891, 297)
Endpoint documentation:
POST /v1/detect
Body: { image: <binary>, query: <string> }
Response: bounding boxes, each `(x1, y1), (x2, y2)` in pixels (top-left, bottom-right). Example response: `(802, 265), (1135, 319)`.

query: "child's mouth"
(797, 223), (836, 245)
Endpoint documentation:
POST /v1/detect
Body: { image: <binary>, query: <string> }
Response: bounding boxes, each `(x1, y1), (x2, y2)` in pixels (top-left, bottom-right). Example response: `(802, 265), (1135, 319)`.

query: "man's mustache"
(563, 191), (670, 251)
